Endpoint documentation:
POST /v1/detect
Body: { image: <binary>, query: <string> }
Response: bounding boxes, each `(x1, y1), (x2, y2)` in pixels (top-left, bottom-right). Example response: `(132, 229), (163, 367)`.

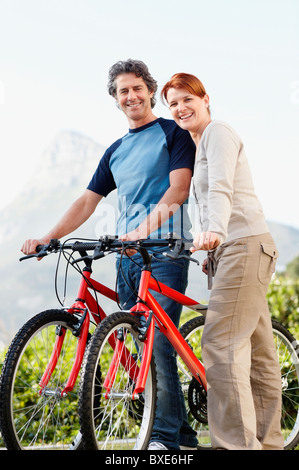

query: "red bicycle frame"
(103, 267), (208, 400)
(38, 240), (207, 400)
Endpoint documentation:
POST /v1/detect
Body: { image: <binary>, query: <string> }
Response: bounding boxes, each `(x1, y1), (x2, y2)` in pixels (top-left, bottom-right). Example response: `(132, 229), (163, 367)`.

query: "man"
(21, 59), (196, 450)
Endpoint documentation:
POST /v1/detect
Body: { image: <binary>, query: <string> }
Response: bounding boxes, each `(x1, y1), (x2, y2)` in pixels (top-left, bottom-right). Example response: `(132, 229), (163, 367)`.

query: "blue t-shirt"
(87, 118), (195, 239)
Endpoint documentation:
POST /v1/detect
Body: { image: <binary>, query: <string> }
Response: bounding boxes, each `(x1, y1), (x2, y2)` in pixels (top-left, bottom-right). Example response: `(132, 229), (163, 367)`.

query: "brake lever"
(164, 239), (199, 265)
(165, 251), (199, 265)
(19, 249), (49, 262)
(19, 239), (60, 262)
(92, 244), (105, 260)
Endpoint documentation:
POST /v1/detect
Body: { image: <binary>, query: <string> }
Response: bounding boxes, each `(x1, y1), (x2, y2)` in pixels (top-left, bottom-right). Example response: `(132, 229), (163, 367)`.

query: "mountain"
(0, 130), (298, 347)
(0, 130), (110, 346)
(266, 221), (299, 271)
(0, 130), (106, 244)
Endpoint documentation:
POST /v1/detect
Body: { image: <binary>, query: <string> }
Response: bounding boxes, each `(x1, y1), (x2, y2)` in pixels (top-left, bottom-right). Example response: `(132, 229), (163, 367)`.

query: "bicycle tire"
(178, 315), (210, 449)
(272, 319), (299, 450)
(79, 311), (157, 450)
(179, 316), (299, 450)
(0, 309), (84, 450)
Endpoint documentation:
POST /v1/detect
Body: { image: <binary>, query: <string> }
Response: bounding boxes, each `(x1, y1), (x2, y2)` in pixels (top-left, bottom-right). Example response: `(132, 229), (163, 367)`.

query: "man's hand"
(119, 230), (143, 256)
(21, 238), (49, 255)
(21, 238), (50, 260)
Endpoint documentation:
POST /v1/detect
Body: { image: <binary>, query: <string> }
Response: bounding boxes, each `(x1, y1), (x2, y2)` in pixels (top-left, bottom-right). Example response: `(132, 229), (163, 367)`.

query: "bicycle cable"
(54, 237), (103, 320)
(115, 242), (142, 310)
(114, 243), (171, 309)
(53, 237), (187, 319)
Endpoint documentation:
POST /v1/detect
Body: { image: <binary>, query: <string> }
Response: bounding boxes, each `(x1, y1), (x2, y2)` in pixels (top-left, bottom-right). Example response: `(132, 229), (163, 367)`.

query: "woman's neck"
(190, 117), (212, 147)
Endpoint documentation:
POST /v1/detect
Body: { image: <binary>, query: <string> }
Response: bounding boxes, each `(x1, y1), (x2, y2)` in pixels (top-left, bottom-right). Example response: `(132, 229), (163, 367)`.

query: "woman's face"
(167, 87), (210, 134)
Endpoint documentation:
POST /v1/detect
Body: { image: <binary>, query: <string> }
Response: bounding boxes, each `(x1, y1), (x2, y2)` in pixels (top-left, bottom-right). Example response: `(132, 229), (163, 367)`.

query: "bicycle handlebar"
(19, 235), (197, 264)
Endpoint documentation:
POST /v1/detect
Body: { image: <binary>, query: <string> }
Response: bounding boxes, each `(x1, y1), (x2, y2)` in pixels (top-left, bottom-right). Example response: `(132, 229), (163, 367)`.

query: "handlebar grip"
(72, 242), (98, 251)
(19, 244), (49, 262)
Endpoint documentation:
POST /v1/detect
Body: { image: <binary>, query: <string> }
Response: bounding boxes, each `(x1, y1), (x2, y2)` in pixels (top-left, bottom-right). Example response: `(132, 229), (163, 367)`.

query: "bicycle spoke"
(79, 312), (156, 450)
(0, 311), (83, 450)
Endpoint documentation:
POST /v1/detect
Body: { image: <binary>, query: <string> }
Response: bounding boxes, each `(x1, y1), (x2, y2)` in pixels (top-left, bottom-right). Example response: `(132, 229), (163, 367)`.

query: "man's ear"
(114, 96), (121, 110)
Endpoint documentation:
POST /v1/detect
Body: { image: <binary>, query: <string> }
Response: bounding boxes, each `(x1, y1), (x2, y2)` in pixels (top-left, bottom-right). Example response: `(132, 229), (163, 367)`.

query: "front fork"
(102, 307), (155, 401)
(39, 269), (92, 397)
(103, 269), (155, 400)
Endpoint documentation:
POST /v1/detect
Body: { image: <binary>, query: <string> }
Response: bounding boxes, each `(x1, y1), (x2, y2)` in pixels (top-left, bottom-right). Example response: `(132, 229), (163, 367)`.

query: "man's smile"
(127, 101), (142, 108)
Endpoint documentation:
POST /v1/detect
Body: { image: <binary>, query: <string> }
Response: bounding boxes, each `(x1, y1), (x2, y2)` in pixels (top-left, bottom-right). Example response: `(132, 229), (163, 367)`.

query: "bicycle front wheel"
(273, 320), (299, 450)
(79, 311), (157, 450)
(0, 309), (83, 450)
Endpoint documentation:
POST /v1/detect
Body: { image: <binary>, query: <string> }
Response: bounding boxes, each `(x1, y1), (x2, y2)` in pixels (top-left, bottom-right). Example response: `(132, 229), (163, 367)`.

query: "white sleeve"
(204, 124), (240, 242)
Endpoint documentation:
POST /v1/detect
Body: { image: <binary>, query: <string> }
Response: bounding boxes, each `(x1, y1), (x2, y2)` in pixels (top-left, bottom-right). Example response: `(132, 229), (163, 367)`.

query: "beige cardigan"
(192, 120), (269, 245)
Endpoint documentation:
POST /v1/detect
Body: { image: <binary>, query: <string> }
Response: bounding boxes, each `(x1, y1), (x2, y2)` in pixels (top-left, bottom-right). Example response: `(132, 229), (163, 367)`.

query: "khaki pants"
(202, 233), (284, 450)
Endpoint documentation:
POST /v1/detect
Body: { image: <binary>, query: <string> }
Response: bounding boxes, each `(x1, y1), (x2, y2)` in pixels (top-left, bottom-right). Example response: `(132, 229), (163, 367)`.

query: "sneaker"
(148, 441), (168, 450)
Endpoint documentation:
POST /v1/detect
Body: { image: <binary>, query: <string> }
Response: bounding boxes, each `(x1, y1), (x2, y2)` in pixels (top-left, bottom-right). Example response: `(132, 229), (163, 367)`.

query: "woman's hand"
(190, 231), (220, 253)
(201, 258), (208, 275)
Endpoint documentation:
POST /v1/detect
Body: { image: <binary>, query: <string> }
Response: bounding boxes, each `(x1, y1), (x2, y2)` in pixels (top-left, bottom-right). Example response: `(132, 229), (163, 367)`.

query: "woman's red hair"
(161, 73), (208, 103)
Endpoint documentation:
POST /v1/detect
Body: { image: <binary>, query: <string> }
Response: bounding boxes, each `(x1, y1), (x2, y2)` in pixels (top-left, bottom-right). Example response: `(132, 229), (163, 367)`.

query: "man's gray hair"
(107, 59), (158, 108)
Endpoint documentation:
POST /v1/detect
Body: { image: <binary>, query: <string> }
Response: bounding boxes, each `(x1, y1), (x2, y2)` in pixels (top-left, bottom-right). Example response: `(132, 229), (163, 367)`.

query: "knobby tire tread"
(0, 309), (78, 450)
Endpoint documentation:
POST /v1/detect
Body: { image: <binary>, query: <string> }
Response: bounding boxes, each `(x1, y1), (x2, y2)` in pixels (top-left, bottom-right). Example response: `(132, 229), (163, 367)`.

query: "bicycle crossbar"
(148, 277), (208, 312)
(87, 278), (118, 303)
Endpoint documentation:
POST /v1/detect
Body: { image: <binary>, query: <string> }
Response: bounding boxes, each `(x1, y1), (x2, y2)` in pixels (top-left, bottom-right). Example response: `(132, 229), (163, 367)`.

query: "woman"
(161, 73), (284, 450)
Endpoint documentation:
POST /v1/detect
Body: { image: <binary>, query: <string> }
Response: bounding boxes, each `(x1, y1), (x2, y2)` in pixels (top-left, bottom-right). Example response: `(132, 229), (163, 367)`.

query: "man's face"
(114, 73), (154, 128)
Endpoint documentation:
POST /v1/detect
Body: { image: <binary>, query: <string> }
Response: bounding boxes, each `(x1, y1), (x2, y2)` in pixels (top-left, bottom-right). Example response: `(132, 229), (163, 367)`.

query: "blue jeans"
(116, 249), (198, 449)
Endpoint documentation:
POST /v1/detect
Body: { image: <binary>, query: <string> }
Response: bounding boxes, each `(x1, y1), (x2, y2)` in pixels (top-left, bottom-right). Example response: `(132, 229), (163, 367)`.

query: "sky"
(0, 0), (299, 229)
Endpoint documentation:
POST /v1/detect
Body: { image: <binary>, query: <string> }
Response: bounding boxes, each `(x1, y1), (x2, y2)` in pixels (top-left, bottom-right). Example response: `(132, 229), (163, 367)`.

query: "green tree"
(285, 255), (299, 280)
(267, 276), (299, 338)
